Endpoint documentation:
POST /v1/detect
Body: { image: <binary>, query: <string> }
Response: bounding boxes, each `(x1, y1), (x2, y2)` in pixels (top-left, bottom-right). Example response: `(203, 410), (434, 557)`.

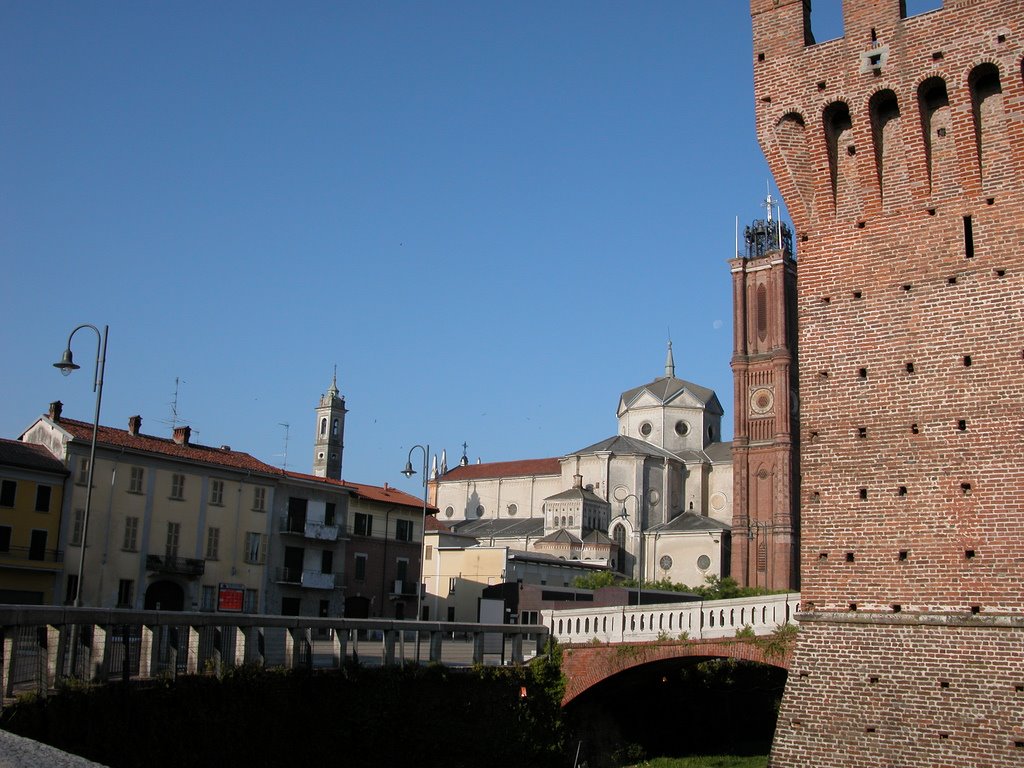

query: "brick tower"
(729, 201), (799, 591)
(751, 0), (1024, 764)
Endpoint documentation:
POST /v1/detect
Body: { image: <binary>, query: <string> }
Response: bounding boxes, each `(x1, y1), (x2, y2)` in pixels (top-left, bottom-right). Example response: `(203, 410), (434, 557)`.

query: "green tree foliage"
(574, 572), (778, 600)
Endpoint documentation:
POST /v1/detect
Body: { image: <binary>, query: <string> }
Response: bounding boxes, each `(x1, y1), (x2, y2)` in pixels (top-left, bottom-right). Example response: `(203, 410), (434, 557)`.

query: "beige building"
(428, 346), (731, 589)
(422, 519), (609, 623)
(22, 403), (277, 612)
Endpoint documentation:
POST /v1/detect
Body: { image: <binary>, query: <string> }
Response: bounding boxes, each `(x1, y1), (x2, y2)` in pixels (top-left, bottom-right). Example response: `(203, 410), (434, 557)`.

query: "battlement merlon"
(751, 1), (915, 51)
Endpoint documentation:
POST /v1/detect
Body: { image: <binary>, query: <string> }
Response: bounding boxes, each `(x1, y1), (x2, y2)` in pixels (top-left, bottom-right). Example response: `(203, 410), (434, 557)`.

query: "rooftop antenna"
(156, 377), (193, 433)
(277, 422), (290, 470)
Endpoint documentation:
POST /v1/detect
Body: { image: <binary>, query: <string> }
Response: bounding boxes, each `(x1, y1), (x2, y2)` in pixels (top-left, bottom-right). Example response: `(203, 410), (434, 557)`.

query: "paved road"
(0, 729), (105, 768)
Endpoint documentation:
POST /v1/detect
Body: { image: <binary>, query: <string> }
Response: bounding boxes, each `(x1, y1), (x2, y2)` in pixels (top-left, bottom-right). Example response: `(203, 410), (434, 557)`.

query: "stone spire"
(664, 340), (675, 379)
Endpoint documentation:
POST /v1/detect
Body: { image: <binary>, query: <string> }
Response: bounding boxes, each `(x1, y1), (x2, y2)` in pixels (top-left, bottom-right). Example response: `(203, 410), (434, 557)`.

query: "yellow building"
(22, 403), (278, 612)
(0, 438), (69, 604)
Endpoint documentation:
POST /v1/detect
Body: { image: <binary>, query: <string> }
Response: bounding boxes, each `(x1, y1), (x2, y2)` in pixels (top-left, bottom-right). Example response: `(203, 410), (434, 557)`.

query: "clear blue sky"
(1, 1), (869, 496)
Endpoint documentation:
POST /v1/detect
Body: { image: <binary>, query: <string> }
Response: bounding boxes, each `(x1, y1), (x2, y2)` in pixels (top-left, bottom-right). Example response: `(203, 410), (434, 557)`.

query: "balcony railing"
(275, 568), (343, 590)
(278, 519), (341, 542)
(0, 605), (550, 697)
(390, 580), (418, 597)
(145, 554), (205, 577)
(0, 546), (64, 567)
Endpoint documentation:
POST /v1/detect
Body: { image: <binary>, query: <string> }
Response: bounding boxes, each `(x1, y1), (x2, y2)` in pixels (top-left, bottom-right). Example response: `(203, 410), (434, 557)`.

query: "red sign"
(218, 583), (244, 613)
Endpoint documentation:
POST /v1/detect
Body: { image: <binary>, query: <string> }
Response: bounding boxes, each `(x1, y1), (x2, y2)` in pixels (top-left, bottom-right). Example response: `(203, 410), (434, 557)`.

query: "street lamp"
(53, 324), (108, 607)
(401, 444), (429, 622)
(619, 493), (644, 607)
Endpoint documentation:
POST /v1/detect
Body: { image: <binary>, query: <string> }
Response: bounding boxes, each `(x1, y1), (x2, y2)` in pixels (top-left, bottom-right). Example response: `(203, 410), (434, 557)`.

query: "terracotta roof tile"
(339, 479), (437, 512)
(51, 418), (278, 474)
(439, 457), (561, 481)
(0, 438), (68, 475)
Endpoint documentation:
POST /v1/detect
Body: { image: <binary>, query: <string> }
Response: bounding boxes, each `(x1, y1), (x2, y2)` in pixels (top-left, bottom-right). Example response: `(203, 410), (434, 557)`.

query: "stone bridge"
(543, 593), (800, 704)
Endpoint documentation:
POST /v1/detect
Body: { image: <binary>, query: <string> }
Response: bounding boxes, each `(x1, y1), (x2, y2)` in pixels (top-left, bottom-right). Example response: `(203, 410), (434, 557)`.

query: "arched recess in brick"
(823, 101), (862, 219)
(917, 77), (956, 198)
(969, 63), (1006, 190)
(869, 89), (909, 212)
(773, 112), (813, 226)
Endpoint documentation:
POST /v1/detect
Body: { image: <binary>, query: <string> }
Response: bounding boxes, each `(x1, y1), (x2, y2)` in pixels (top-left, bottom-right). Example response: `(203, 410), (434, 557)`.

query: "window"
(76, 458), (89, 485)
(639, 421), (653, 437)
(332, 418), (339, 436)
(29, 530), (46, 560)
(425, 545), (433, 561)
(166, 522), (181, 558)
(210, 479), (224, 506)
(123, 517), (139, 551)
(0, 480), (15, 507)
(321, 549), (333, 574)
(206, 527), (220, 560)
(71, 509), (85, 546)
(354, 512), (373, 536)
(354, 554), (367, 581)
(170, 473), (185, 500)
(201, 585), (216, 612)
(34, 485), (51, 512)
(448, 577), (456, 594)
(243, 589), (259, 613)
(0, 525), (10, 552)
(396, 558), (409, 583)
(325, 502), (336, 526)
(319, 418), (327, 436)
(245, 532), (265, 564)
(395, 518), (413, 542)
(117, 579), (134, 608)
(129, 466), (144, 494)
(252, 486), (266, 512)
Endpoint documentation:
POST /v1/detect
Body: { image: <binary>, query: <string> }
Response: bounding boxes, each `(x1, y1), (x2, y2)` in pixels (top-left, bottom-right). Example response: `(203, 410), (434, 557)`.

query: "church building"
(429, 203), (798, 592)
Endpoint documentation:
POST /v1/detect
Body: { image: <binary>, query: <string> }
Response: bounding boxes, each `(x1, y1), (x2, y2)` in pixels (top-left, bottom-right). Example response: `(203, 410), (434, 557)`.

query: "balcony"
(146, 554), (205, 577)
(0, 546), (64, 571)
(390, 580), (418, 597)
(275, 567), (341, 590)
(278, 518), (341, 542)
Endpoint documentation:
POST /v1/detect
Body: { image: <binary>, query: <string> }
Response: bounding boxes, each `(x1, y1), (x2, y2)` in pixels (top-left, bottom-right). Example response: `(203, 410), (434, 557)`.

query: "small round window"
(659, 555), (673, 571)
(697, 554), (712, 571)
(675, 420), (690, 436)
(444, 505), (454, 518)
(475, 505), (484, 518)
(507, 503), (518, 516)
(639, 421), (653, 437)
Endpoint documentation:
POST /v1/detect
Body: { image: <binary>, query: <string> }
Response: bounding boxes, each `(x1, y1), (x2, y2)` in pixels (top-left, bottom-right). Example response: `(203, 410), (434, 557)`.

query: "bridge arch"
(559, 638), (792, 705)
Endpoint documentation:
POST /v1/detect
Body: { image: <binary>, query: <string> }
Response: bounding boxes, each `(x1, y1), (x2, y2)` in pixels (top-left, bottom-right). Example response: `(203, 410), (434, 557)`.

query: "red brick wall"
(751, 0), (1024, 764)
(560, 638), (791, 705)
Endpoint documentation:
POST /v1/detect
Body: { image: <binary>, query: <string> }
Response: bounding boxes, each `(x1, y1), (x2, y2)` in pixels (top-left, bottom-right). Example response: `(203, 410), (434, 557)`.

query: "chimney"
(48, 401), (63, 423)
(173, 426), (191, 445)
(128, 415), (142, 436)
(573, 473), (583, 489)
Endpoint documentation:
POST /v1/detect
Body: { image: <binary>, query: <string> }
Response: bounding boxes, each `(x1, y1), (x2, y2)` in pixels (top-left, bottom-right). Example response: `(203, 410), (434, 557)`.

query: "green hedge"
(1, 653), (567, 768)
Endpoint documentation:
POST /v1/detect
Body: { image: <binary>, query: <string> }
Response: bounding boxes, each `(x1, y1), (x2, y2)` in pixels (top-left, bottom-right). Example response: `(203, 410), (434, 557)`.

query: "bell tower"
(729, 195), (799, 591)
(313, 369), (346, 480)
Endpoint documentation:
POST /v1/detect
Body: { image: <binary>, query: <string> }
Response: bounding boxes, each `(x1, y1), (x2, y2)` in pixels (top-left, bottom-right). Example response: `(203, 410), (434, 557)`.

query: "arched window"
(332, 418), (339, 436)
(319, 418), (327, 436)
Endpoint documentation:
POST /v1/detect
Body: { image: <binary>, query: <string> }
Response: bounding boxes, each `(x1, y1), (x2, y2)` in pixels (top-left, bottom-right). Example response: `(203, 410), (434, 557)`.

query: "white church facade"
(428, 344), (734, 589)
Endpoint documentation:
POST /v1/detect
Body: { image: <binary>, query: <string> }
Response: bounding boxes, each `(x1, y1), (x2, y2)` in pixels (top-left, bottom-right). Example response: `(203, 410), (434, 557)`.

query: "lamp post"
(401, 444), (429, 622)
(619, 493), (644, 607)
(53, 324), (108, 608)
